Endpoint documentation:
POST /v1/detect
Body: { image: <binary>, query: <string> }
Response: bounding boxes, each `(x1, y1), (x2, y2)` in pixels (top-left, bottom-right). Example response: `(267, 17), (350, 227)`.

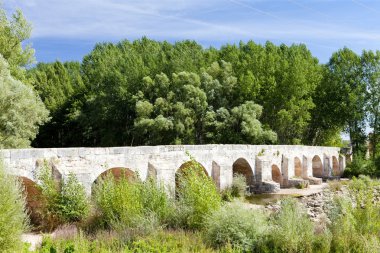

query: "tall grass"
(263, 198), (331, 253)
(0, 159), (28, 252)
(328, 176), (380, 252)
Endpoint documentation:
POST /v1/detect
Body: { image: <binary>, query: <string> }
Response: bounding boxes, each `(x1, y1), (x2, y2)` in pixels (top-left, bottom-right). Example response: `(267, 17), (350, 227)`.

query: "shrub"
(92, 173), (143, 230)
(0, 159), (28, 252)
(139, 177), (174, 224)
(264, 198), (319, 253)
(343, 153), (376, 177)
(37, 163), (90, 230)
(175, 161), (222, 230)
(231, 174), (247, 198)
(327, 180), (342, 192)
(56, 173), (90, 223)
(329, 177), (380, 252)
(204, 201), (268, 251)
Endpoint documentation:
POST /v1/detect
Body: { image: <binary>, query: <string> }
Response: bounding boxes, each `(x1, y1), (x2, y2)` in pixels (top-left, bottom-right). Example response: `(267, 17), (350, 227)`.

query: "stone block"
(308, 177), (322, 185)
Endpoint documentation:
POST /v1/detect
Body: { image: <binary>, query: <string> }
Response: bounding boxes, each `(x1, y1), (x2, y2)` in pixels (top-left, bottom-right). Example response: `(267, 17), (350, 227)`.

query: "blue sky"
(4, 0), (380, 64)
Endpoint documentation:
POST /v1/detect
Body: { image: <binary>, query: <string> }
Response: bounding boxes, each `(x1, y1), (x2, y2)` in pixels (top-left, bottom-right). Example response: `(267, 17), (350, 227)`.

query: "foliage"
(175, 160), (222, 230)
(0, 7), (34, 81)
(0, 159), (28, 252)
(204, 201), (268, 251)
(263, 198), (327, 253)
(139, 177), (174, 225)
(343, 153), (377, 177)
(328, 177), (380, 252)
(37, 162), (89, 230)
(231, 174), (247, 198)
(327, 180), (343, 192)
(29, 61), (85, 147)
(92, 173), (143, 230)
(56, 173), (90, 223)
(0, 55), (49, 148)
(34, 229), (240, 253)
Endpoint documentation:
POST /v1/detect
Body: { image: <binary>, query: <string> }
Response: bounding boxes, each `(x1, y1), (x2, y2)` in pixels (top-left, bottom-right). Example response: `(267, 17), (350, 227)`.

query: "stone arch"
(294, 157), (302, 178)
(175, 160), (208, 193)
(312, 155), (323, 177)
(18, 177), (44, 228)
(232, 158), (254, 185)
(272, 165), (282, 184)
(93, 167), (136, 187)
(332, 156), (339, 176)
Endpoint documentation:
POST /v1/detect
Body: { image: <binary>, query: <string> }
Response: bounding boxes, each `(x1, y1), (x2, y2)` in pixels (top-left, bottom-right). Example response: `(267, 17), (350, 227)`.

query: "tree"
(316, 48), (366, 153)
(0, 55), (49, 148)
(28, 61), (85, 147)
(0, 7), (34, 81)
(362, 50), (380, 159)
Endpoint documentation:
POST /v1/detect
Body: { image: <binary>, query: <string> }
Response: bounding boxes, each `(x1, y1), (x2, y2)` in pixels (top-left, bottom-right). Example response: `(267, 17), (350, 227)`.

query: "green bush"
(328, 177), (380, 252)
(264, 198), (322, 253)
(231, 174), (247, 198)
(37, 162), (90, 230)
(343, 153), (376, 177)
(175, 162), (222, 230)
(139, 177), (174, 224)
(92, 173), (143, 230)
(0, 160), (28, 252)
(204, 201), (268, 251)
(56, 173), (90, 223)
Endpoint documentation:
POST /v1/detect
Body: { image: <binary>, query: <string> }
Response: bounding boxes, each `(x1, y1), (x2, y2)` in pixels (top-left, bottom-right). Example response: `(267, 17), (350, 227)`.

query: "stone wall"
(0, 145), (344, 194)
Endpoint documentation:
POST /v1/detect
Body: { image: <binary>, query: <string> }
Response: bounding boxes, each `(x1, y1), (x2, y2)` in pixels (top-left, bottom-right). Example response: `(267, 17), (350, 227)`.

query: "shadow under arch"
(232, 158), (254, 185)
(271, 164), (282, 185)
(294, 157), (302, 178)
(312, 155), (323, 177)
(332, 156), (339, 176)
(92, 167), (137, 193)
(18, 176), (44, 228)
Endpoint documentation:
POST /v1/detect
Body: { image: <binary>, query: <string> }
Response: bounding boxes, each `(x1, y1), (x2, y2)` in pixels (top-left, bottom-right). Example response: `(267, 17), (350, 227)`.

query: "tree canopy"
(0, 55), (48, 148)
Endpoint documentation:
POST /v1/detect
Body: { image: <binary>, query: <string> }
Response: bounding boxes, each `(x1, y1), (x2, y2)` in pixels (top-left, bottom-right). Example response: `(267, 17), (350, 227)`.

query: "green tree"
(362, 50), (380, 159)
(0, 7), (34, 81)
(310, 48), (366, 152)
(0, 55), (49, 148)
(29, 61), (85, 147)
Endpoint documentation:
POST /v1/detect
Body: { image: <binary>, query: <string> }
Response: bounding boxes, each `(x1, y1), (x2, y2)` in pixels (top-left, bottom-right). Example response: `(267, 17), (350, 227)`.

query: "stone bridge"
(1, 145), (345, 194)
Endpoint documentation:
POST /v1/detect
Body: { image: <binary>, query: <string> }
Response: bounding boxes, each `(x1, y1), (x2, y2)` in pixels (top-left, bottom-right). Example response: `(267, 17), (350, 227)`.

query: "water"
(245, 193), (301, 205)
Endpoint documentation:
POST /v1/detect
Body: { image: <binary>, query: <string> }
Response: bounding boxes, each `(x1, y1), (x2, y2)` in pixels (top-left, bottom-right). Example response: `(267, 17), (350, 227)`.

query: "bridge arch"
(232, 158), (254, 185)
(332, 156), (339, 176)
(18, 176), (44, 227)
(175, 160), (208, 193)
(294, 157), (302, 178)
(93, 167), (136, 186)
(312, 155), (323, 177)
(271, 164), (282, 184)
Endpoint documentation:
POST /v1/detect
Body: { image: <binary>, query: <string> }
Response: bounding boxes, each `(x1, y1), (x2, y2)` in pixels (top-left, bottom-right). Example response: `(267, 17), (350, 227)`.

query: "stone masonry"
(0, 145), (344, 194)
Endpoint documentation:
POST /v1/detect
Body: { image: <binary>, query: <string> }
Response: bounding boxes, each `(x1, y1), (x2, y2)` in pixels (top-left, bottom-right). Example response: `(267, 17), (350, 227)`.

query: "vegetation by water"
(2, 155), (380, 252)
(3, 4), (380, 252)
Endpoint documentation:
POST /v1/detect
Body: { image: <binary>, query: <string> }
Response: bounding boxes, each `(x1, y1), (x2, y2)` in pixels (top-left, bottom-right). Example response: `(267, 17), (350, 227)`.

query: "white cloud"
(3, 0), (380, 50)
